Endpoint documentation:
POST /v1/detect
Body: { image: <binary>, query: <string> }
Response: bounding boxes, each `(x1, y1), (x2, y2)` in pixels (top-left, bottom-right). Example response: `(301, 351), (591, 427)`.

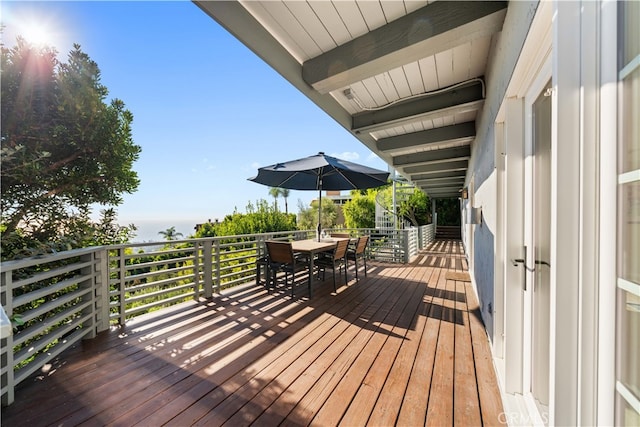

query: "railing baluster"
(403, 229), (410, 263)
(80, 253), (96, 339)
(1, 269), (15, 406)
(193, 241), (201, 300)
(95, 248), (110, 333)
(214, 239), (221, 294)
(203, 240), (213, 298)
(118, 247), (126, 325)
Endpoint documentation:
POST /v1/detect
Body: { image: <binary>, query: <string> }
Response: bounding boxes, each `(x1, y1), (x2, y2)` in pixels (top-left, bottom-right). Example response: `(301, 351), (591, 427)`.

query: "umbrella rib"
(277, 170), (316, 188)
(330, 168), (358, 189)
(277, 173), (300, 188)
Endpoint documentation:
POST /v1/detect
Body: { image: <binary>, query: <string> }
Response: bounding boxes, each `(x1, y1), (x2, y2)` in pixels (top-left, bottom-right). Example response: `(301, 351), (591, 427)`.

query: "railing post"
(94, 248), (110, 333)
(214, 239), (221, 293)
(79, 252), (97, 339)
(118, 247), (127, 325)
(203, 240), (213, 298)
(255, 235), (264, 285)
(432, 199), (437, 229)
(403, 229), (410, 263)
(1, 270), (15, 406)
(193, 241), (201, 300)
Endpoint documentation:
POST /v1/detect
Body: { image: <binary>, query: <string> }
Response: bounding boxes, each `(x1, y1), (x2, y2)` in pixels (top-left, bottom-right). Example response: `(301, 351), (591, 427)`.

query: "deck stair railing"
(1, 225), (434, 406)
(375, 180), (415, 230)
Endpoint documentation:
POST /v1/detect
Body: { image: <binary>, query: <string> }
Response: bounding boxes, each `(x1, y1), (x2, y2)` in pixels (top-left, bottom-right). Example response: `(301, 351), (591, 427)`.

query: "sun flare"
(22, 22), (54, 47)
(4, 7), (70, 53)
(17, 20), (58, 48)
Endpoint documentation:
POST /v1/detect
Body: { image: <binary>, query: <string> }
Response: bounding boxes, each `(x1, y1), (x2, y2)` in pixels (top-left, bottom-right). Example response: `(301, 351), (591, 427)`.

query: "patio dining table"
(291, 237), (351, 297)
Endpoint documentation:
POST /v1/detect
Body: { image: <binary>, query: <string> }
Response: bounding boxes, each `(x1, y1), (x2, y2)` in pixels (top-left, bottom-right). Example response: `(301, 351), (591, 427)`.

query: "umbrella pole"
(317, 186), (322, 241)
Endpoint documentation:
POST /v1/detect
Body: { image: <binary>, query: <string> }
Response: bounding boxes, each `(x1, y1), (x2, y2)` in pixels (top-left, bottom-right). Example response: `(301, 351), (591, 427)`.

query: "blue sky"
(2, 1), (388, 242)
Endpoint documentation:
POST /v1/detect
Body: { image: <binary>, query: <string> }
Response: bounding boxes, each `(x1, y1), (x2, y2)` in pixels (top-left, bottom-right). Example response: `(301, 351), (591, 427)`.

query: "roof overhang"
(195, 0), (508, 199)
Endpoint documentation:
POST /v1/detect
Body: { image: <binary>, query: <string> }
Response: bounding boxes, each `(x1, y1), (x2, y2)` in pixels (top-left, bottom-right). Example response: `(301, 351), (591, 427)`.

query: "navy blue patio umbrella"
(249, 152), (389, 240)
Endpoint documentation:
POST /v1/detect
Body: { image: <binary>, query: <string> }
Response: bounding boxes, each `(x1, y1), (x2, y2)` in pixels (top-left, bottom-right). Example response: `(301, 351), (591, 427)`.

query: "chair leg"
(343, 262), (347, 284)
(265, 263), (271, 287)
(332, 266), (337, 292)
(363, 256), (367, 277)
(256, 264), (261, 286)
(354, 258), (359, 281)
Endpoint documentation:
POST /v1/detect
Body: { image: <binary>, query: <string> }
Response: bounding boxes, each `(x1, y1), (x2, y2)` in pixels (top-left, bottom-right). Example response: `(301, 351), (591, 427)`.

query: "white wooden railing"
(0, 247), (110, 406)
(0, 225), (434, 405)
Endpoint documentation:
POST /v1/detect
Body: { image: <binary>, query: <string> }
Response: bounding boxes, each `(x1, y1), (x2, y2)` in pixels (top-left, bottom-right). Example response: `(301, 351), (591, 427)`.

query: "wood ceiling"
(196, 1), (508, 198)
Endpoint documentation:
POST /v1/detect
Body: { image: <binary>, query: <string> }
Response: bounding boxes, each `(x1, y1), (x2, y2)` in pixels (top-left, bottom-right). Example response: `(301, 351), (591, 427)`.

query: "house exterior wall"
(462, 0), (538, 347)
(465, 1), (630, 425)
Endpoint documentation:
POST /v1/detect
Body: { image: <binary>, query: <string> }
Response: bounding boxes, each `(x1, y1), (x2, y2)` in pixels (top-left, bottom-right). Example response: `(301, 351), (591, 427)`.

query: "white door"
(528, 80), (552, 420)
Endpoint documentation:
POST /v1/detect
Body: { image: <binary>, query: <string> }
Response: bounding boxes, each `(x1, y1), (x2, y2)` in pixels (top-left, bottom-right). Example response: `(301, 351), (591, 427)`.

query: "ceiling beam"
(422, 186), (462, 193)
(413, 177), (466, 187)
(352, 82), (484, 134)
(302, 1), (508, 94)
(376, 122), (475, 153)
(421, 188), (464, 196)
(427, 195), (461, 199)
(422, 191), (461, 199)
(402, 160), (468, 175)
(393, 146), (471, 168)
(410, 170), (467, 181)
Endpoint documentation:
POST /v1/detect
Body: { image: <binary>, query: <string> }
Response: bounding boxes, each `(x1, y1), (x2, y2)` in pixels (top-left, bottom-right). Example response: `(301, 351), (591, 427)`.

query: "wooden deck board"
(424, 262), (455, 426)
(336, 263), (430, 426)
(2, 239), (504, 427)
(132, 275), (383, 426)
(273, 268), (421, 426)
(366, 266), (436, 426)
(454, 280), (482, 425)
(465, 281), (506, 427)
(194, 269), (403, 427)
(395, 268), (442, 426)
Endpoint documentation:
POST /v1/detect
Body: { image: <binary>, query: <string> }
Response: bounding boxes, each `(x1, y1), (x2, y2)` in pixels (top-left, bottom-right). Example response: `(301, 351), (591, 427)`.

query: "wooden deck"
(2, 240), (504, 426)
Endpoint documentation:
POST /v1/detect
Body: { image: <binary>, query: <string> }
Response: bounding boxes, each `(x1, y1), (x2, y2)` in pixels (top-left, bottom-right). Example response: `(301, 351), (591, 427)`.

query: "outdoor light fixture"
(467, 206), (482, 225)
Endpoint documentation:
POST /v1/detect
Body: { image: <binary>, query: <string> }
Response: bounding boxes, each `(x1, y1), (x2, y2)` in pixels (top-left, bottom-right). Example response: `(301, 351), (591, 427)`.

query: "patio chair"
(330, 232), (350, 238)
(316, 239), (350, 292)
(265, 240), (309, 297)
(255, 254), (270, 287)
(347, 235), (369, 281)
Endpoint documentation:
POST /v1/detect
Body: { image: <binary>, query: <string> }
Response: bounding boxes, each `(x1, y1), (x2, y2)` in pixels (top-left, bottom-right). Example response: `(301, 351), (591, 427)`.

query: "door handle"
(510, 246), (532, 291)
(535, 259), (551, 268)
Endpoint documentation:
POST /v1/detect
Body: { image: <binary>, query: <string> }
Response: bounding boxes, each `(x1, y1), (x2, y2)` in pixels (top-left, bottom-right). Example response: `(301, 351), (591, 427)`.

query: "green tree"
(1, 39), (140, 259)
(194, 199), (296, 238)
(91, 208), (137, 245)
(281, 188), (290, 214)
(399, 188), (431, 226)
(343, 185), (431, 229)
(297, 198), (337, 231)
(436, 198), (461, 226)
(158, 226), (183, 241)
(268, 187), (290, 213)
(0, 207), (137, 260)
(342, 189), (377, 229)
(268, 187), (281, 211)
